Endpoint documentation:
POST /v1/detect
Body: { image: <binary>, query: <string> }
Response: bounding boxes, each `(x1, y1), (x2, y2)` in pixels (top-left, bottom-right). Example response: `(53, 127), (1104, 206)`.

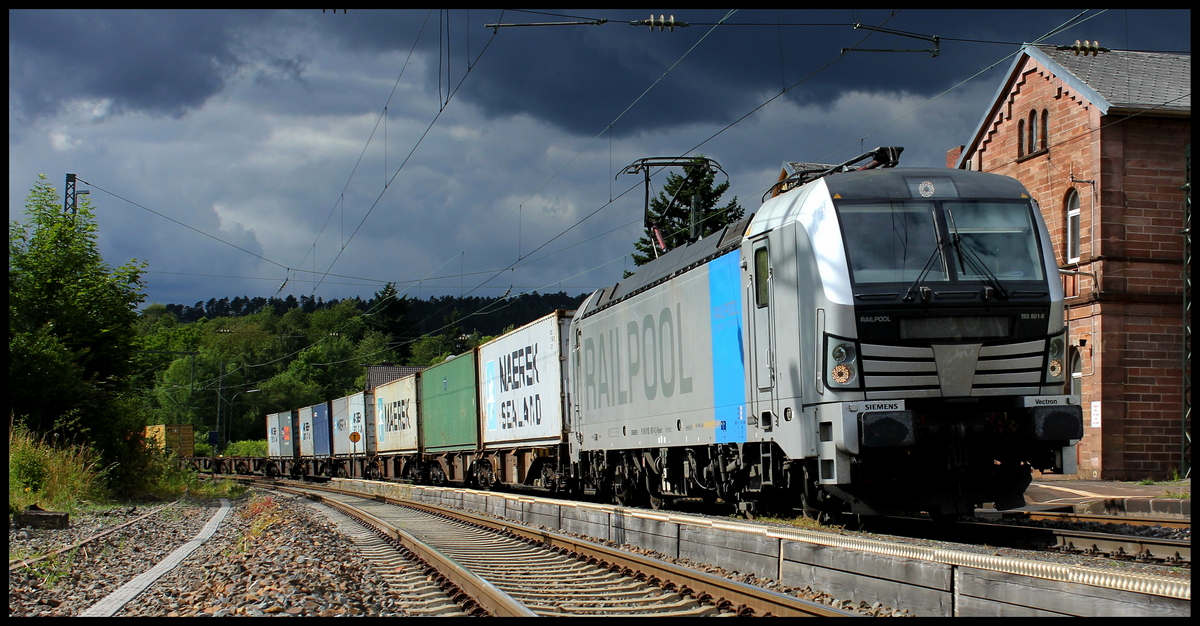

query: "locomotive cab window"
(944, 201), (1045, 281)
(835, 199), (1046, 286)
(837, 201), (946, 284)
(754, 246), (769, 307)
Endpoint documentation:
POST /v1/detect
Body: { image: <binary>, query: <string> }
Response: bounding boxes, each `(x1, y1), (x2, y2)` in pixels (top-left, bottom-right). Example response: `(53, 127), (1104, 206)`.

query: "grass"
(1133, 471), (1190, 499)
(9, 422), (109, 516)
(236, 493), (282, 553)
(9, 420), (246, 522)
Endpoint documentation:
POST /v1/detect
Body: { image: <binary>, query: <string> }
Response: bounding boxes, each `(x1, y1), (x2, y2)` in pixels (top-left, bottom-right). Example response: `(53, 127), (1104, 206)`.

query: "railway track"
(302, 498), (472, 616)
(860, 515), (1190, 567)
(1016, 510), (1192, 530)
(258, 480), (857, 617)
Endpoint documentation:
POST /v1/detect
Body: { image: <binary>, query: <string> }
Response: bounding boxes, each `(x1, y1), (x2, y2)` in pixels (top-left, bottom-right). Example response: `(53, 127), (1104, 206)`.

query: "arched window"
(1017, 119), (1025, 157)
(1066, 188), (1081, 263)
(1068, 347), (1084, 396)
(1040, 108), (1049, 150)
(1029, 110), (1039, 155)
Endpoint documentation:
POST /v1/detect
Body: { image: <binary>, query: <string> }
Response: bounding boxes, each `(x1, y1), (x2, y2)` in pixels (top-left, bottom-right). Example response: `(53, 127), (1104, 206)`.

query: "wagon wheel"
(540, 463), (559, 493)
(474, 459), (495, 490)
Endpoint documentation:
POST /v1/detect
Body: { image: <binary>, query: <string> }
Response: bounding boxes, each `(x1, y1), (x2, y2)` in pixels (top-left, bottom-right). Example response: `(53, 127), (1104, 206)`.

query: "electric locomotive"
(569, 148), (1083, 517)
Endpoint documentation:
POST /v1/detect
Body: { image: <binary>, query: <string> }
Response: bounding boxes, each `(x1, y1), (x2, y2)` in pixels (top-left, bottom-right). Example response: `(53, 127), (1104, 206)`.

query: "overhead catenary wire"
(90, 10), (1181, 389)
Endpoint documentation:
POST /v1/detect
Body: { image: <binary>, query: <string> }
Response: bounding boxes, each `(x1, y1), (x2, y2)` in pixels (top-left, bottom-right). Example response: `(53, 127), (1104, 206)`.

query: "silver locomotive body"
(571, 164), (1083, 517)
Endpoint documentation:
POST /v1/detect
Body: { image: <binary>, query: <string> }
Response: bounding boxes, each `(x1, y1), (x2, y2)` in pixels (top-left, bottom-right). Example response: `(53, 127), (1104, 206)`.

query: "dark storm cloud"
(8, 9), (272, 120)
(306, 9), (1192, 138)
(8, 9), (1189, 308)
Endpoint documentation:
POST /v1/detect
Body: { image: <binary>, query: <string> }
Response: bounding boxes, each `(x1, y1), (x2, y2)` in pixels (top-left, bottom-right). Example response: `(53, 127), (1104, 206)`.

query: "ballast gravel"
(8, 491), (413, 617)
(9, 487), (1189, 617)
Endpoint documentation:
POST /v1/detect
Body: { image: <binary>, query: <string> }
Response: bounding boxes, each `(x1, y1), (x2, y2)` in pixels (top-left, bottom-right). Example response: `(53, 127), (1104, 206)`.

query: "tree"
(365, 282), (417, 362)
(628, 158), (744, 272)
(9, 175), (148, 486)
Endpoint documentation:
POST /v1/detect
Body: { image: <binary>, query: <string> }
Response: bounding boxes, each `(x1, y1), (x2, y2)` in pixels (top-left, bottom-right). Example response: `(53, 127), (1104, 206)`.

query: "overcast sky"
(8, 9), (1191, 312)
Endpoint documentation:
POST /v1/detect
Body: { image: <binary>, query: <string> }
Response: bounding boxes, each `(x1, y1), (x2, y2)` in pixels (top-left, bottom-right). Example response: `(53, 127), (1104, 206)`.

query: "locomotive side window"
(837, 201), (945, 284)
(754, 246), (769, 307)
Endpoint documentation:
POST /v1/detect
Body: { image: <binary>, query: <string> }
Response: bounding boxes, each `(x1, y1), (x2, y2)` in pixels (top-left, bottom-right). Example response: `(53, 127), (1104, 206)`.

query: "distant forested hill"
(162, 291), (589, 337)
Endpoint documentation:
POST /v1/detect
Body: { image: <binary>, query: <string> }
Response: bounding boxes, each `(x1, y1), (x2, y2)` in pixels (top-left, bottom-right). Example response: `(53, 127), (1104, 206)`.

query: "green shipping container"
(419, 352), (479, 452)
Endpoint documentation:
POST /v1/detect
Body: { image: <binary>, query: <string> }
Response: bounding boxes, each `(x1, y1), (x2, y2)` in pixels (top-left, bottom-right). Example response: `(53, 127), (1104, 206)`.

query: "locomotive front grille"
(860, 338), (1045, 399)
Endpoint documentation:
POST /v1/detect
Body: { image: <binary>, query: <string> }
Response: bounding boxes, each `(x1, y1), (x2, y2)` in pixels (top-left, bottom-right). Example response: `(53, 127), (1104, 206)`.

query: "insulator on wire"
(1068, 39), (1103, 56)
(639, 14), (684, 31)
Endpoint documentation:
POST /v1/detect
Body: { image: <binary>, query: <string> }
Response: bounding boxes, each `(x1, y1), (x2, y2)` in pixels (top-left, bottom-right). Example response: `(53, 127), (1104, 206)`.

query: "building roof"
(956, 45), (1190, 168)
(365, 364), (424, 391)
(1034, 46), (1190, 114)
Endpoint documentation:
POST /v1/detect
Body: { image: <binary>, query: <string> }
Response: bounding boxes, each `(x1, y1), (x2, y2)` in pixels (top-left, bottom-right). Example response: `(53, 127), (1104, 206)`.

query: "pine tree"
(628, 158), (744, 273)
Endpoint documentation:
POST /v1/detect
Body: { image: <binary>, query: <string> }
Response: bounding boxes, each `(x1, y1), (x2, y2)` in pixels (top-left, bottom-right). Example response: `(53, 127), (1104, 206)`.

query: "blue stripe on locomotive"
(708, 252), (746, 444)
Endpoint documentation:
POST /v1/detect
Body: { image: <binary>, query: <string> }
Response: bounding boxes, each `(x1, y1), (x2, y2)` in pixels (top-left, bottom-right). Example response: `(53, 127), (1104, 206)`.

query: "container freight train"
(234, 150), (1083, 519)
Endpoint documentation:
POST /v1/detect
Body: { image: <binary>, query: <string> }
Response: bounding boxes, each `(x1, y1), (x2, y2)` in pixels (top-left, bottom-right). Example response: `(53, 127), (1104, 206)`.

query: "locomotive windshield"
(837, 201), (945, 284)
(836, 199), (1044, 285)
(943, 201), (1044, 281)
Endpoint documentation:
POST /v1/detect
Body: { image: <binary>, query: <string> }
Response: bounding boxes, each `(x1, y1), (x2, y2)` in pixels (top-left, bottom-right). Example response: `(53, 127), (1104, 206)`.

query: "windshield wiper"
(901, 238), (946, 302)
(950, 233), (1010, 300)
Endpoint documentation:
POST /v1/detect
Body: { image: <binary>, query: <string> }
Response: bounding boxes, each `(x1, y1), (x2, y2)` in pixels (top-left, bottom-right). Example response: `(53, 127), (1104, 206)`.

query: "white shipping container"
(332, 392), (376, 456)
(374, 375), (419, 453)
(298, 405), (315, 457)
(331, 395), (350, 456)
(266, 412), (282, 458)
(478, 310), (573, 448)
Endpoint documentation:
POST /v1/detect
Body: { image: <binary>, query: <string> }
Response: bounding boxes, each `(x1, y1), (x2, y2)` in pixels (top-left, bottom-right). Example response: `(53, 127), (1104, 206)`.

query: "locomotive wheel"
(610, 454), (639, 506)
(613, 476), (636, 506)
(800, 492), (828, 524)
(644, 473), (671, 510)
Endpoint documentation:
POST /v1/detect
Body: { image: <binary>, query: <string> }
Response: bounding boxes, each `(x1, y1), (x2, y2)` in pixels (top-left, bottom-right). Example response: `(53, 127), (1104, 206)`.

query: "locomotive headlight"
(826, 339), (860, 388)
(1045, 336), (1066, 382)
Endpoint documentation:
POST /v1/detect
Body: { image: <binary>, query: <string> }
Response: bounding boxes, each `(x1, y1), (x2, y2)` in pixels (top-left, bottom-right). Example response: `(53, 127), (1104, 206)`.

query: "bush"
(8, 422), (108, 516)
(224, 440), (268, 457)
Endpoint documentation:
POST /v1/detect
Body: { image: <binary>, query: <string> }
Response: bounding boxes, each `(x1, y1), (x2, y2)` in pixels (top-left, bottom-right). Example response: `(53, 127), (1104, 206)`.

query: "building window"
(1066, 189), (1081, 263)
(1029, 110), (1039, 154)
(1040, 108), (1049, 150)
(1017, 119), (1025, 157)
(1068, 347), (1083, 396)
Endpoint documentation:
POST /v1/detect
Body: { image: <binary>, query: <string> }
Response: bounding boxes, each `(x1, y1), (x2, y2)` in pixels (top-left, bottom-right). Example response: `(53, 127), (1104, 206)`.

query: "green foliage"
(135, 286), (583, 447)
(365, 282), (418, 362)
(224, 440), (268, 457)
(628, 158), (745, 272)
(9, 175), (148, 494)
(405, 310), (488, 366)
(141, 453), (245, 500)
(9, 422), (109, 516)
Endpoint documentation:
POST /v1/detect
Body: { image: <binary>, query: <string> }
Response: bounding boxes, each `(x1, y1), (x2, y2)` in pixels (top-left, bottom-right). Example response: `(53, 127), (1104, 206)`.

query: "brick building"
(951, 44), (1190, 479)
